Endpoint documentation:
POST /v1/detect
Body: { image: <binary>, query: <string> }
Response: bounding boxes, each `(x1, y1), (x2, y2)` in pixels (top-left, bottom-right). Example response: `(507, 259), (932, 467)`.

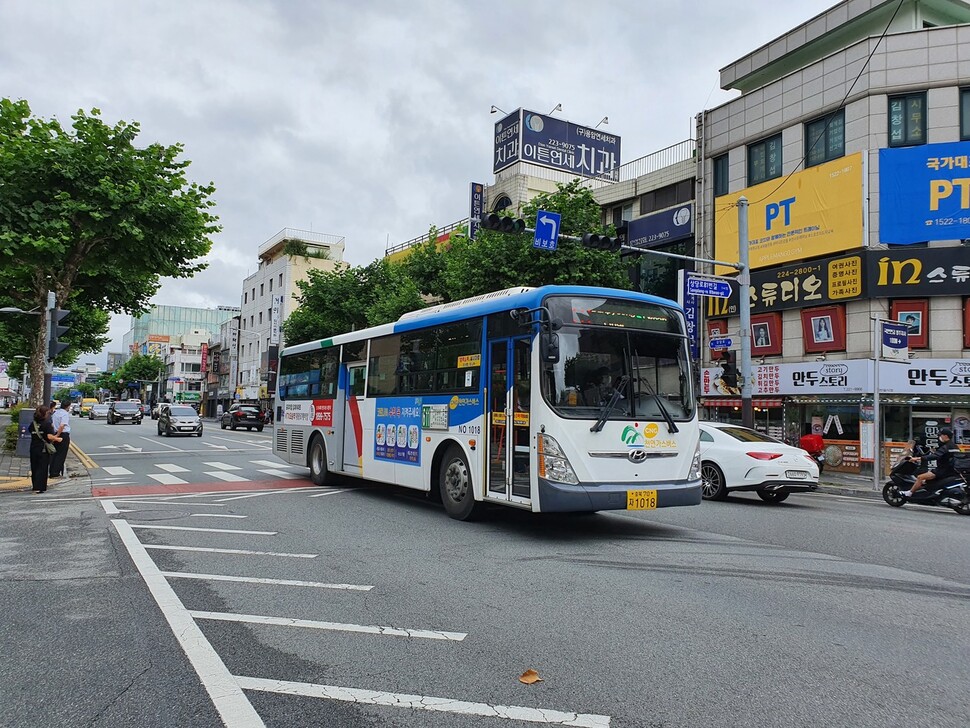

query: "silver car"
(157, 404), (203, 437)
(88, 403), (110, 420)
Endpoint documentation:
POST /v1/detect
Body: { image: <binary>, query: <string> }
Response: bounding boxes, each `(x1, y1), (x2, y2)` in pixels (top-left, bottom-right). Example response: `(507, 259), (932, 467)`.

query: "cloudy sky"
(1, 0), (836, 367)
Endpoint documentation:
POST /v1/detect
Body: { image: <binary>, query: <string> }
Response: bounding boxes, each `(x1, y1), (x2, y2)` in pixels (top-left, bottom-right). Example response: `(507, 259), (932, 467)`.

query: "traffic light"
(480, 212), (526, 233)
(48, 307), (70, 360)
(581, 233), (622, 251)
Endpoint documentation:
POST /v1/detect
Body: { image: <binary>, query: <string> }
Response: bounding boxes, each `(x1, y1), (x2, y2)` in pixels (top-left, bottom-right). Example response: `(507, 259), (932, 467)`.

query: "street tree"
(0, 99), (219, 404)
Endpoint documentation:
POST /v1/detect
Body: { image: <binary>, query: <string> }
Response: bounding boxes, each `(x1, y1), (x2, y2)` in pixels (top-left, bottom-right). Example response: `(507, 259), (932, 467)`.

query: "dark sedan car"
(220, 404), (266, 432)
(108, 401), (143, 425)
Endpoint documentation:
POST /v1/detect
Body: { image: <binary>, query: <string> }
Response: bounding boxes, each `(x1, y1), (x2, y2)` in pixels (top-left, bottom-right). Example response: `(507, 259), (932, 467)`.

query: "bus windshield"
(541, 296), (694, 421)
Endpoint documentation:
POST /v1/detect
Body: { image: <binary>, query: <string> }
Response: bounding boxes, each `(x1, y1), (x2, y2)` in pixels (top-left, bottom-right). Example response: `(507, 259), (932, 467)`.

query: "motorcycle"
(882, 451), (970, 515)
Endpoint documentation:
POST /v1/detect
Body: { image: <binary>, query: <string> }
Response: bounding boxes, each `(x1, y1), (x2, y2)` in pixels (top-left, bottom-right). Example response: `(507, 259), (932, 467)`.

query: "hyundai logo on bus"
(685, 274), (732, 299)
(627, 449), (649, 463)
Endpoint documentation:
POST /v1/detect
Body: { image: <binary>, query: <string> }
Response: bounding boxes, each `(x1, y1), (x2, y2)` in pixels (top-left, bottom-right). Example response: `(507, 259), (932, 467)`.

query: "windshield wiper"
(590, 375), (630, 433)
(635, 372), (678, 434)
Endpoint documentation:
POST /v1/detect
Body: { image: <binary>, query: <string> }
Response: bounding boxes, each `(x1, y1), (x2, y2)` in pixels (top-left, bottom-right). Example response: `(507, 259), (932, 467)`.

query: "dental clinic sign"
(880, 141), (970, 244)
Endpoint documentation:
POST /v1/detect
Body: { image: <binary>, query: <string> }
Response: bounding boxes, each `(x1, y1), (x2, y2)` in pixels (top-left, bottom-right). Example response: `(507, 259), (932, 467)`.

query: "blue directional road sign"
(533, 210), (561, 250)
(709, 337), (733, 350)
(686, 273), (732, 299)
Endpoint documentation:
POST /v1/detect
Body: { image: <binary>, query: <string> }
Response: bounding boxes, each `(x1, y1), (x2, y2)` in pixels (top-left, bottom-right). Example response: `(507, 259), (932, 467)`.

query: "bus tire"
(309, 436), (331, 486)
(439, 445), (479, 521)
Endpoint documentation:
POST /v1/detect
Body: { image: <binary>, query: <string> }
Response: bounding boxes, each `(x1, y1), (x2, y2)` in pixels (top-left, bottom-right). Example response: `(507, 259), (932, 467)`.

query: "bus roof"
(281, 285), (684, 357)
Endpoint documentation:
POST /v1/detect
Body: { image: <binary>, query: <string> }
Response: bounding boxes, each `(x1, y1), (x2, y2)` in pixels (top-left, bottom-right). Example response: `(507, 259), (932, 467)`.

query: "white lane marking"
(204, 462), (242, 471)
(103, 466), (134, 476)
(110, 521), (265, 727)
(190, 513), (248, 519)
(104, 499), (227, 507)
(215, 490), (296, 503)
(237, 676), (611, 727)
(156, 463), (190, 473)
(138, 436), (184, 451)
(147, 473), (189, 485)
(161, 572), (373, 591)
(144, 545), (316, 558)
(101, 500), (120, 515)
(250, 460), (288, 468)
(129, 524), (276, 535)
(208, 472), (250, 483)
(190, 611), (466, 641)
(212, 435), (271, 449)
(256, 469), (301, 480)
(307, 489), (349, 498)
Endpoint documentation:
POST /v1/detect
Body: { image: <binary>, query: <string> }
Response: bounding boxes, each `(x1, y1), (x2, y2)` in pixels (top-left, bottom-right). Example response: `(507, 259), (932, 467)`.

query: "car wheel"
(196, 429), (203, 437)
(220, 419), (227, 430)
(256, 426), (264, 432)
(757, 490), (790, 503)
(882, 483), (906, 507)
(439, 445), (480, 521)
(230, 421), (237, 431)
(308, 436), (331, 486)
(700, 462), (728, 500)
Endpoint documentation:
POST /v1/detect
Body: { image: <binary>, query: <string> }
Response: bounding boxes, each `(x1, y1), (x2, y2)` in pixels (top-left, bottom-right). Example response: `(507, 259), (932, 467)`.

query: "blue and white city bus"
(274, 285), (702, 520)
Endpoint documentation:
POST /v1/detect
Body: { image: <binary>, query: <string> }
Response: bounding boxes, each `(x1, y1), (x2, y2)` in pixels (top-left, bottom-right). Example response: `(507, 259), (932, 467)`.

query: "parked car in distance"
(88, 403), (110, 420)
(157, 404), (203, 437)
(221, 404), (266, 432)
(108, 400), (144, 425)
(70, 402), (80, 416)
(699, 422), (819, 503)
(151, 402), (170, 420)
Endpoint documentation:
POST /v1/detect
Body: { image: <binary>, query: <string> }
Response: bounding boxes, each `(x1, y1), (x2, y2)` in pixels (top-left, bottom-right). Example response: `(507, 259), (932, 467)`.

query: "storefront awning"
(701, 398), (784, 408)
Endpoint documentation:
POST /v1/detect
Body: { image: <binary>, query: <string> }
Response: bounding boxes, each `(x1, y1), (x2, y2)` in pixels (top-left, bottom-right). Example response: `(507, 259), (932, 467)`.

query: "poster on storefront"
(701, 360), (869, 396)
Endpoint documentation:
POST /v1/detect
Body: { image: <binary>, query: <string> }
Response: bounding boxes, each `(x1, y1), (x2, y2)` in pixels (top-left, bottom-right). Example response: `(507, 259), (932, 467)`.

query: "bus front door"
(487, 337), (531, 501)
(342, 363), (367, 474)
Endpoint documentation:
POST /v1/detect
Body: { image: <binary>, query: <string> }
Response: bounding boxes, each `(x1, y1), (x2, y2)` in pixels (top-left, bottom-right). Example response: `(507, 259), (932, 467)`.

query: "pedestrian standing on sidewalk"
(29, 405), (62, 494)
(49, 397), (72, 480)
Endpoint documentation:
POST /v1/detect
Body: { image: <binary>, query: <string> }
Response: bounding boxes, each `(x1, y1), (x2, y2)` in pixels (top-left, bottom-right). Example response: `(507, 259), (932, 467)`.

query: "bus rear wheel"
(439, 445), (480, 521)
(309, 436), (331, 486)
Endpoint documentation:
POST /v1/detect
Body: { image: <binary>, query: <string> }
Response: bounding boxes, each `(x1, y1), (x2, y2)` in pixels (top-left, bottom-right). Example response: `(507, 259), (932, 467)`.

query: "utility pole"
(42, 290), (55, 404)
(737, 197), (753, 429)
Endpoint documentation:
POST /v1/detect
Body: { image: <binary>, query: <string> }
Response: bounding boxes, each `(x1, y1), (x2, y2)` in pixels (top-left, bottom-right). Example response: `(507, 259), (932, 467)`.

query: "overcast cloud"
(0, 0), (836, 367)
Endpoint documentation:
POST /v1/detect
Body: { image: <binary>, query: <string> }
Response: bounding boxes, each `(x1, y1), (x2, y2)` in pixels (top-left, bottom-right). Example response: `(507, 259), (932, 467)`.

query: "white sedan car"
(699, 422), (819, 503)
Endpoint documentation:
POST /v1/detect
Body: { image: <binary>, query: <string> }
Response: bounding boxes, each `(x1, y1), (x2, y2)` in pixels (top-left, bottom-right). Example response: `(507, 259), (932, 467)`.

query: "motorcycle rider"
(900, 428), (957, 497)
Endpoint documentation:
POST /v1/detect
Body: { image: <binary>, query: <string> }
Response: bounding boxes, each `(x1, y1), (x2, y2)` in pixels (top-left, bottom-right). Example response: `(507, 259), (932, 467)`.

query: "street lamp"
(13, 355), (29, 402)
(0, 306), (39, 315)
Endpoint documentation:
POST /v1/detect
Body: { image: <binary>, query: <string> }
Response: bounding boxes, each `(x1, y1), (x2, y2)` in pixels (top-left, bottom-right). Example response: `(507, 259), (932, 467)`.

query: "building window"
(269, 279), (273, 292)
(889, 93), (926, 147)
(260, 283), (264, 296)
(610, 202), (633, 227)
(258, 312), (263, 325)
(279, 273), (283, 287)
(961, 89), (970, 141)
(747, 134), (782, 185)
(639, 178), (694, 215)
(244, 292), (248, 304)
(713, 154), (729, 197)
(805, 110), (845, 167)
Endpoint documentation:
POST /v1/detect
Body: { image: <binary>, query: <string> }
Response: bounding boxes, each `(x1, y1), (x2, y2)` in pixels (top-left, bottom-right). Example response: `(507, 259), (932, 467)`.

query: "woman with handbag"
(29, 405), (62, 494)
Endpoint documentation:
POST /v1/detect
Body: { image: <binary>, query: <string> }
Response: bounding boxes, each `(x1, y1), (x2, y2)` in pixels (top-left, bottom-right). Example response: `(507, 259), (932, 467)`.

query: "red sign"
(200, 343), (208, 373)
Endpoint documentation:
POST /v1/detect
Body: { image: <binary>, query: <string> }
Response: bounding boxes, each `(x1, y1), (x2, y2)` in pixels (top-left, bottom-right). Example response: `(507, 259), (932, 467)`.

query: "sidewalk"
(0, 443), (92, 495)
(816, 470), (884, 499)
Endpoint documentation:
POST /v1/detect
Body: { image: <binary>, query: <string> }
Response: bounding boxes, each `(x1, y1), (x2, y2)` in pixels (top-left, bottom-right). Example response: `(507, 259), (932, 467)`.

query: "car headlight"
(538, 434), (579, 485)
(689, 440), (702, 481)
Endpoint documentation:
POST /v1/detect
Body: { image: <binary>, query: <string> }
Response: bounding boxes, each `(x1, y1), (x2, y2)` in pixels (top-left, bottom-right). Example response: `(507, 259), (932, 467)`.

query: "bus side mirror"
(540, 332), (560, 363)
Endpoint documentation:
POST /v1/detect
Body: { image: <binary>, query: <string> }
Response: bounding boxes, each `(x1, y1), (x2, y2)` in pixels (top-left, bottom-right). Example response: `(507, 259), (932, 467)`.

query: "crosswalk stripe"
(207, 472), (250, 482)
(257, 469), (301, 479)
(103, 466), (133, 476)
(250, 460), (285, 468)
(203, 462), (242, 471)
(156, 463), (190, 473)
(190, 611), (466, 641)
(147, 473), (189, 485)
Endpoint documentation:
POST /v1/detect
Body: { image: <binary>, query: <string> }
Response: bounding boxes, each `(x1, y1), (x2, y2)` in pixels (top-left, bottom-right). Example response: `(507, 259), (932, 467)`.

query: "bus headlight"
(689, 440), (702, 481)
(538, 434), (579, 485)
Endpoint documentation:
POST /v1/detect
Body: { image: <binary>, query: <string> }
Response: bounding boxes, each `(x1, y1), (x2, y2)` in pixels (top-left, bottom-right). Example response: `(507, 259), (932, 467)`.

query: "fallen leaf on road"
(519, 669), (543, 684)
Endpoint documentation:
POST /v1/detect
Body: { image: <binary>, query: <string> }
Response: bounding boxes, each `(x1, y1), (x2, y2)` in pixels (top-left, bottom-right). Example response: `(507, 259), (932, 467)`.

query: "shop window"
(888, 93), (926, 147)
(805, 110), (845, 167)
(747, 134), (782, 186)
(890, 299), (929, 349)
(750, 312), (782, 357)
(800, 305), (846, 353)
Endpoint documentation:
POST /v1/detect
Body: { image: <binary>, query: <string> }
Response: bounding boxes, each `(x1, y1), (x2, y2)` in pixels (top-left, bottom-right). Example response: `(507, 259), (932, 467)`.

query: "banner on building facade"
(879, 140), (970, 244)
(865, 245), (970, 297)
(493, 108), (621, 180)
(714, 152), (865, 273)
(627, 204), (693, 249)
(270, 295), (283, 345)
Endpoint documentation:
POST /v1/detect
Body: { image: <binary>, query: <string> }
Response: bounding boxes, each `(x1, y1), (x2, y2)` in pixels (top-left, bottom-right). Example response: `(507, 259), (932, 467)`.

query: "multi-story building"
(695, 0), (970, 473)
(160, 329), (210, 406)
(230, 229), (345, 415)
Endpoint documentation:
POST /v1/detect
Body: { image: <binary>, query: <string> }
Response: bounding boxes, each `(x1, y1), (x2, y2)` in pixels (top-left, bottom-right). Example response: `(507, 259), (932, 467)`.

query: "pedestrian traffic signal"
(581, 233), (622, 251)
(480, 213), (526, 233)
(48, 307), (70, 360)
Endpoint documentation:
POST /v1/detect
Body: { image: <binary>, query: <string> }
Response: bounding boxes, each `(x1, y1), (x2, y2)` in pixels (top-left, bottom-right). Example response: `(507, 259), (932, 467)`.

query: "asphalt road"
(1, 417), (969, 727)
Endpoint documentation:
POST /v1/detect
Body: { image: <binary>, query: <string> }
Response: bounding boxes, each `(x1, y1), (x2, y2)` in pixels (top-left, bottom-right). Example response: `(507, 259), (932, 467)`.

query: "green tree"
(0, 99), (219, 405)
(441, 179), (631, 300)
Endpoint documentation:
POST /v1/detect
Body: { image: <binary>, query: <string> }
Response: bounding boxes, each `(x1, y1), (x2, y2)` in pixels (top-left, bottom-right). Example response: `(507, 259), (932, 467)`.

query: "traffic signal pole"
(43, 290), (55, 404)
(737, 197), (753, 429)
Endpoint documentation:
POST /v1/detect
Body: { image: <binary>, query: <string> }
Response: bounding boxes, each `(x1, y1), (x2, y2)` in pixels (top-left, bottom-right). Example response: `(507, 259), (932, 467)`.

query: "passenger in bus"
(583, 367), (613, 407)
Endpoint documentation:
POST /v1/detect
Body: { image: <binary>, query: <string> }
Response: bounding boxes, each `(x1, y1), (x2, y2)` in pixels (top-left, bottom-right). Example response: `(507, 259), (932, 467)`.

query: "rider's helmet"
(939, 427), (953, 438)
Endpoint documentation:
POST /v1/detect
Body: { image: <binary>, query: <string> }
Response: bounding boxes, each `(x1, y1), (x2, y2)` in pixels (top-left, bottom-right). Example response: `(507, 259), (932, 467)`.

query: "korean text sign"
(879, 141), (970, 244)
(714, 153), (864, 273)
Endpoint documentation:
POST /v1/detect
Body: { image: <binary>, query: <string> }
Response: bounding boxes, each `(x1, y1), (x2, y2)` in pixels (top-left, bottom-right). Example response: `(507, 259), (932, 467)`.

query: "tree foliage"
(281, 179), (635, 345)
(0, 98), (219, 404)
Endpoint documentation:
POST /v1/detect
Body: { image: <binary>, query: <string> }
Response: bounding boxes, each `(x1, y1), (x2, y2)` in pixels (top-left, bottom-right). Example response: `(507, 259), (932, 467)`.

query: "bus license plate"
(627, 489), (658, 510)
